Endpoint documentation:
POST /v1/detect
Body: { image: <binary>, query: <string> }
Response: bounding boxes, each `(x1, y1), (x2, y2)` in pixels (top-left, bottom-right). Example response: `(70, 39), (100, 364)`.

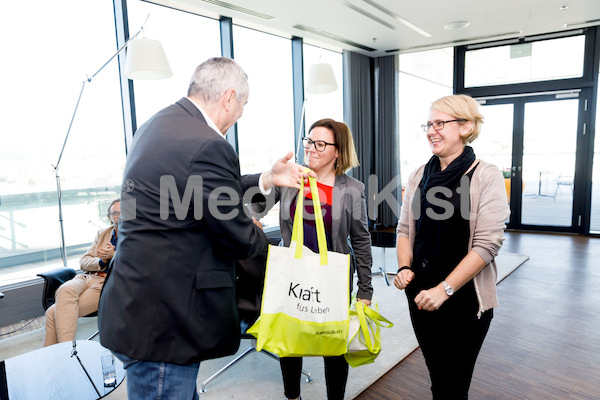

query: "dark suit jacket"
(249, 174), (373, 300)
(98, 97), (269, 365)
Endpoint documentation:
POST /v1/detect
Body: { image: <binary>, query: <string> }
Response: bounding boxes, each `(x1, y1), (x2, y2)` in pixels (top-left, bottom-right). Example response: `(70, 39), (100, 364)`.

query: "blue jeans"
(114, 352), (200, 400)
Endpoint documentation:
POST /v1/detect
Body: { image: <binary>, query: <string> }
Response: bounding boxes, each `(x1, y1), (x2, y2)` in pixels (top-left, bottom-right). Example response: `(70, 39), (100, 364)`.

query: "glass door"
(478, 92), (588, 232)
(521, 99), (578, 226)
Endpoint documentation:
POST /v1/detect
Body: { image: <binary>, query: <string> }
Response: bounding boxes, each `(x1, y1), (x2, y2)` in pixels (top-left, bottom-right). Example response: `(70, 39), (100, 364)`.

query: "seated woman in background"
(43, 199), (120, 347)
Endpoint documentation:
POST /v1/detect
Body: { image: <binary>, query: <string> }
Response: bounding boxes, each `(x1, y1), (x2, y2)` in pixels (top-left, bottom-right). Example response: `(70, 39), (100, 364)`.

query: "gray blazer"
(250, 173), (373, 300)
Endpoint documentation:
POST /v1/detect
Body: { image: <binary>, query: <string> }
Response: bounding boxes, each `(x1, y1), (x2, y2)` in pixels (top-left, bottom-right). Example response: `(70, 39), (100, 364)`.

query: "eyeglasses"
(302, 137), (336, 152)
(109, 211), (121, 217)
(421, 119), (467, 133)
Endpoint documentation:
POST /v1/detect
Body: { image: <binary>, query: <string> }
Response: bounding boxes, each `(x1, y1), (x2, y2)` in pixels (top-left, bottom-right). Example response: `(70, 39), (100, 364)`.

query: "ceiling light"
(564, 19), (600, 28)
(360, 0), (432, 37)
(560, 6), (568, 11)
(196, 0), (275, 20)
(444, 21), (471, 30)
(292, 24), (377, 52)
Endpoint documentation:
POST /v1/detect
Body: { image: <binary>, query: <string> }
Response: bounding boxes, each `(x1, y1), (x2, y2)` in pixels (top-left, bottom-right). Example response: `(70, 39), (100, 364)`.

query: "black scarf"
(421, 145), (476, 204)
(414, 146), (476, 260)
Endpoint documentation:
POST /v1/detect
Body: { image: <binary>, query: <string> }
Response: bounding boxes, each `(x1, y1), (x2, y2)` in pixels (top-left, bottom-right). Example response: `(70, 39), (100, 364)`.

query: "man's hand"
(96, 242), (115, 262)
(261, 151), (316, 191)
(252, 217), (263, 231)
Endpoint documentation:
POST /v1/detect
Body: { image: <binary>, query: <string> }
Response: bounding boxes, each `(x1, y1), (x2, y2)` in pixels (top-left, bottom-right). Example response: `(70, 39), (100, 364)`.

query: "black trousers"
(409, 298), (493, 400)
(280, 355), (349, 400)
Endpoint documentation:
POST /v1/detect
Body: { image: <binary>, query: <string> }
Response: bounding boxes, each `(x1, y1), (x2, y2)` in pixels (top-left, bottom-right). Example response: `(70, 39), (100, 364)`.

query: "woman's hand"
(356, 298), (372, 307)
(414, 284), (449, 311)
(393, 269), (414, 291)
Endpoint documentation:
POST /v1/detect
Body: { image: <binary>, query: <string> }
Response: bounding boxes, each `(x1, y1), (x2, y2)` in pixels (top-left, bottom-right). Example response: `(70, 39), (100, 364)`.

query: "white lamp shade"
(124, 38), (173, 80)
(306, 62), (338, 94)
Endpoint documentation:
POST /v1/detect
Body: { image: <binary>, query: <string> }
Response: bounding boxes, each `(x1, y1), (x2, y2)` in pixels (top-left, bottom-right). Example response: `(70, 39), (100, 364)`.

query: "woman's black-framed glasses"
(421, 119), (467, 133)
(302, 137), (336, 152)
(109, 211), (121, 217)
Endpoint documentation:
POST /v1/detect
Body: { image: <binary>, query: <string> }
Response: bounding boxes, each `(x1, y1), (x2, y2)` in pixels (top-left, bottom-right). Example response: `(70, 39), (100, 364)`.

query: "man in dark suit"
(98, 57), (309, 399)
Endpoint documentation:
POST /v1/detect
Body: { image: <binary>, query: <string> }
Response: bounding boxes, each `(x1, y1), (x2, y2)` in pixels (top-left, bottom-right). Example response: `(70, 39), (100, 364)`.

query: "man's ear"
(223, 89), (236, 111)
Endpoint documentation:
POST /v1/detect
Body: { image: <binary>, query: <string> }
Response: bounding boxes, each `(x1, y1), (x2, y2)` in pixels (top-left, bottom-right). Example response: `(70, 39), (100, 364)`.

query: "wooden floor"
(356, 231), (600, 400)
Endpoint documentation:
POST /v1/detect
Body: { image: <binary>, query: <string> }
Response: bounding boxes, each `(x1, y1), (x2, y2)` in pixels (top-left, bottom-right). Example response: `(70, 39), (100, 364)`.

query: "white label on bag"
(262, 245), (350, 323)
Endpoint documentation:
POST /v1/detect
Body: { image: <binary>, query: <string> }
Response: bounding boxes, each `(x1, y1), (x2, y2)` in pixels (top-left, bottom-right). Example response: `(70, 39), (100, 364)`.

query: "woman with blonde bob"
(394, 94), (509, 399)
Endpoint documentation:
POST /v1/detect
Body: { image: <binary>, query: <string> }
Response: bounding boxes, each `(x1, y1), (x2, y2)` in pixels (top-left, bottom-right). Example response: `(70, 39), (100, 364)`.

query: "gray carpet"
(495, 252), (529, 283)
(0, 251), (528, 399)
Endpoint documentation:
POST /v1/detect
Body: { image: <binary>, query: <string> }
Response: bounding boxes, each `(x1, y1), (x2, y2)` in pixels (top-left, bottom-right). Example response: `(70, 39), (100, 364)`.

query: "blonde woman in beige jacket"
(43, 199), (119, 346)
(394, 94), (509, 400)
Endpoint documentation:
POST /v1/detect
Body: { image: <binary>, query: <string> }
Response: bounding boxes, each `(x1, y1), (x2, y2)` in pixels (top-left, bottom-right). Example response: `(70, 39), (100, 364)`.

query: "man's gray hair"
(187, 57), (249, 104)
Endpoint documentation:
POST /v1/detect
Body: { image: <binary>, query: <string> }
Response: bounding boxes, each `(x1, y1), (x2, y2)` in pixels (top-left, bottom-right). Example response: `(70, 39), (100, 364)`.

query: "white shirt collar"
(186, 97), (270, 195)
(186, 97), (226, 140)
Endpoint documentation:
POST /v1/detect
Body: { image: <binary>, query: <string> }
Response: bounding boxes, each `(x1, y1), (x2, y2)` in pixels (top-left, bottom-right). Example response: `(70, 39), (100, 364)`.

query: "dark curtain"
(343, 51), (400, 229)
(343, 50), (374, 187)
(373, 55), (401, 227)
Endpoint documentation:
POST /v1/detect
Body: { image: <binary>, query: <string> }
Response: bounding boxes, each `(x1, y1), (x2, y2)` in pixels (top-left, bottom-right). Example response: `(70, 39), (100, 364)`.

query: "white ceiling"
(150, 0), (600, 57)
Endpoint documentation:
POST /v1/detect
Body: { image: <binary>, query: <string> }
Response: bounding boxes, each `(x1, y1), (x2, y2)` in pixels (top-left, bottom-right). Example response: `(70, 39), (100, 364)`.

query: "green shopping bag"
(344, 300), (393, 367)
(247, 171), (350, 357)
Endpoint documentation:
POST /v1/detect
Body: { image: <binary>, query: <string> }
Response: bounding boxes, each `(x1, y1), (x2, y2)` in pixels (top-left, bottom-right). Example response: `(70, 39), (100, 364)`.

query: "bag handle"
(290, 168), (328, 265)
(362, 305), (394, 328)
(356, 301), (376, 352)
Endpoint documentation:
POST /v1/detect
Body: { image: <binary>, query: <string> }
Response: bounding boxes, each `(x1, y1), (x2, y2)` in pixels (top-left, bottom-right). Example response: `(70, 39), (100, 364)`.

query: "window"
(398, 48), (454, 186)
(465, 35), (585, 87)
(127, 1), (221, 127)
(233, 26), (296, 175)
(231, 26), (295, 227)
(0, 0), (125, 277)
(472, 104), (513, 182)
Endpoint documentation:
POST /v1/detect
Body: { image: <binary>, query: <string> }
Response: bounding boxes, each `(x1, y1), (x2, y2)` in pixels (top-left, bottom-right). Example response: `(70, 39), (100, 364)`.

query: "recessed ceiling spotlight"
(444, 21), (471, 30)
(560, 5), (568, 11)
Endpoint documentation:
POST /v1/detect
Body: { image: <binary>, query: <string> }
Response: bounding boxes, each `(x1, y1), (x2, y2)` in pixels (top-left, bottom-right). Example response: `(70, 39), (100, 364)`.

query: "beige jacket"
(396, 159), (510, 317)
(80, 226), (115, 272)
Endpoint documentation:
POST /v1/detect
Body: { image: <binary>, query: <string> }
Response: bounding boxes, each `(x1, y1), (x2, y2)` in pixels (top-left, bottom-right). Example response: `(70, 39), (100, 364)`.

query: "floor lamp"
(296, 62), (339, 164)
(52, 16), (172, 267)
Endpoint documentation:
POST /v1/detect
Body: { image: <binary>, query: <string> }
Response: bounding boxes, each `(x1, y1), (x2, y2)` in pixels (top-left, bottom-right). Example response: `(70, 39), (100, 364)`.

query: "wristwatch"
(441, 280), (454, 296)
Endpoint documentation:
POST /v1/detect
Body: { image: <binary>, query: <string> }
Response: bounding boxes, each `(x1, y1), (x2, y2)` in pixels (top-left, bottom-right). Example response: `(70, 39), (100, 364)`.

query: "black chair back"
(37, 268), (77, 310)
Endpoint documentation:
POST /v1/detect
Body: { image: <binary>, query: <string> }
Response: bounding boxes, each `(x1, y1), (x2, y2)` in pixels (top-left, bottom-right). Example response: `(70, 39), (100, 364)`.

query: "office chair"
(37, 267), (100, 340)
(198, 252), (314, 393)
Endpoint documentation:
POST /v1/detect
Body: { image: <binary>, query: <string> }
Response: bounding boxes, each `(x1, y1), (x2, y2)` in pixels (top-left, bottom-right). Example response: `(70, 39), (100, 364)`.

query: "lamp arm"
(51, 13), (150, 267)
(52, 79), (86, 266)
(89, 13), (149, 80)
(88, 26), (143, 81)
(53, 14), (149, 170)
(53, 81), (86, 170)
